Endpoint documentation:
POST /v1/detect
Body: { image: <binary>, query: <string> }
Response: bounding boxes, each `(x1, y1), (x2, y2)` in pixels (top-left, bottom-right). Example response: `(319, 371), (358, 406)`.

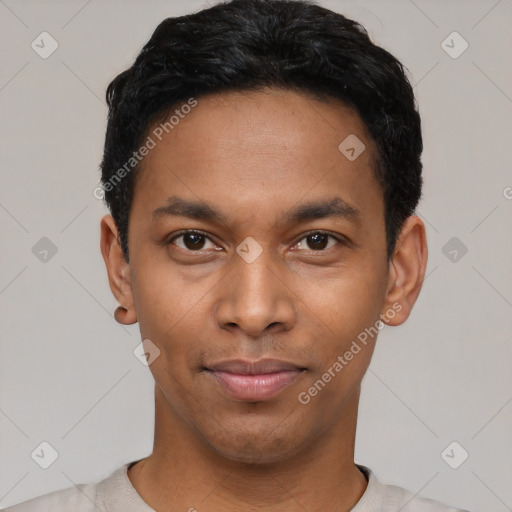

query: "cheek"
(296, 271), (383, 412)
(300, 264), (386, 340)
(132, 265), (219, 364)
(132, 260), (215, 339)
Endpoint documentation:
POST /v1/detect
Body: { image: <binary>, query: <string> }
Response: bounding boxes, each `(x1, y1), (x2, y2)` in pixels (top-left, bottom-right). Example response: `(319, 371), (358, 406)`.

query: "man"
(3, 0), (469, 510)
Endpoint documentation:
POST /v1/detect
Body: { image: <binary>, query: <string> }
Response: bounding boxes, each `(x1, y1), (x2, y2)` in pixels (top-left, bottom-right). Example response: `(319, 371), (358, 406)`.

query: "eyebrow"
(283, 197), (360, 226)
(152, 196), (228, 223)
(151, 195), (361, 226)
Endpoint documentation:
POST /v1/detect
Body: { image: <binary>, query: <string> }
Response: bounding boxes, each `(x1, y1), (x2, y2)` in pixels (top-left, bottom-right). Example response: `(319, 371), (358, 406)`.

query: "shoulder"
(382, 482), (469, 512)
(1, 463), (129, 512)
(1, 481), (100, 512)
(356, 465), (470, 512)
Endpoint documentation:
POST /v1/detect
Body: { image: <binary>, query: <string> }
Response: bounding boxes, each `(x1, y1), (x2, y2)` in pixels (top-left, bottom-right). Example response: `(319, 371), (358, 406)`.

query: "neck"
(128, 385), (367, 512)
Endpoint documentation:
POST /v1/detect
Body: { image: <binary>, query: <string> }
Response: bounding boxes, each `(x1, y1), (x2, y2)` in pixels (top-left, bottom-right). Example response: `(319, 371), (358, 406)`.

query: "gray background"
(1, 0), (511, 510)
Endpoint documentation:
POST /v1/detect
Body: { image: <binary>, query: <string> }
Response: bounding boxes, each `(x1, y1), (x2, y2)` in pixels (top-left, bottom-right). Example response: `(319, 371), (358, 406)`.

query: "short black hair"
(100, 0), (423, 262)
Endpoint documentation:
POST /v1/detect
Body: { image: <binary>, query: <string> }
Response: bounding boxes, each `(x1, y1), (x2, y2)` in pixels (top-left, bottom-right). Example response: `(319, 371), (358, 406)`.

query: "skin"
(100, 87), (427, 512)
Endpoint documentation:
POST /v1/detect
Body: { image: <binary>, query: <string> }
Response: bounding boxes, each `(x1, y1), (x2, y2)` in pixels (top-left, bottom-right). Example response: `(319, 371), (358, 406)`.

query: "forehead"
(131, 87), (383, 230)
(143, 87), (376, 167)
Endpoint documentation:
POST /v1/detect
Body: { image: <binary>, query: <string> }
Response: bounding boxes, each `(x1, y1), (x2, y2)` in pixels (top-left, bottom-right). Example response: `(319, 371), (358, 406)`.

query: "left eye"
(294, 232), (339, 251)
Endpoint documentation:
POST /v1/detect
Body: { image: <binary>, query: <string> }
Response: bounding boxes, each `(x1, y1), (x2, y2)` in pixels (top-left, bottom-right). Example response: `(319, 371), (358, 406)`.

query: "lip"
(205, 359), (306, 401)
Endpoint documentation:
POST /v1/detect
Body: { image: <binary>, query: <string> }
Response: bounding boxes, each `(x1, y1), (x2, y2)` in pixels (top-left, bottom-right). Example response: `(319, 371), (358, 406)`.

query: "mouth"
(204, 359), (307, 401)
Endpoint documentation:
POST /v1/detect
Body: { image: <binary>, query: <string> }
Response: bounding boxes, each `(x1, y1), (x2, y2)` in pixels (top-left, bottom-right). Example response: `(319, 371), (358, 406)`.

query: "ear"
(380, 215), (428, 326)
(100, 214), (137, 325)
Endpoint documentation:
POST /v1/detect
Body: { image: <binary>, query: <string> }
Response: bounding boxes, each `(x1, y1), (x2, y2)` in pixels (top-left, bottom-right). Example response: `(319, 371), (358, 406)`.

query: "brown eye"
(306, 233), (328, 250)
(295, 232), (340, 251)
(182, 233), (206, 250)
(170, 231), (217, 251)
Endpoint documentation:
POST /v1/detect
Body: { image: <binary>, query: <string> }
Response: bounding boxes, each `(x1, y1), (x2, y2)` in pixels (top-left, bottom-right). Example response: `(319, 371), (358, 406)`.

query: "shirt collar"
(98, 460), (384, 512)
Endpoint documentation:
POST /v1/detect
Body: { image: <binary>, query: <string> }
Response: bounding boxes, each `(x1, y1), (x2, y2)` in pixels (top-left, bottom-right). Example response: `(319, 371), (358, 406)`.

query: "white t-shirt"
(2, 462), (469, 512)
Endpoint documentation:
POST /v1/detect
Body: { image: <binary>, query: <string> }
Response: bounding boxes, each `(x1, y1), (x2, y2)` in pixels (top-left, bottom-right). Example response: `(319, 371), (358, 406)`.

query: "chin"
(198, 418), (310, 465)
(209, 439), (298, 465)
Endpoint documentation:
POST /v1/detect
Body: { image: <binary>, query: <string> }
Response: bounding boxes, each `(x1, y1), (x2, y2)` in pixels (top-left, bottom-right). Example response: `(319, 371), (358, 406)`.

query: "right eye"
(168, 230), (220, 252)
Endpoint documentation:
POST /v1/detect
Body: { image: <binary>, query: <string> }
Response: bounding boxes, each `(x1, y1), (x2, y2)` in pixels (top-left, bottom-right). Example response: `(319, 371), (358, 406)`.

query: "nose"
(214, 250), (296, 338)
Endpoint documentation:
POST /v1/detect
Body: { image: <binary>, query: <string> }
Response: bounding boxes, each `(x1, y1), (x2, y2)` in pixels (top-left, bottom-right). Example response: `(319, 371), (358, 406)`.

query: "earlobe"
(380, 215), (428, 326)
(100, 214), (138, 325)
(114, 305), (136, 325)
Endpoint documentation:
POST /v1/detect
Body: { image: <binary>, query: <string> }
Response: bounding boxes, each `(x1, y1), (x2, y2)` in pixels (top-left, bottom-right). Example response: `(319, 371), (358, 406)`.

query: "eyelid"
(168, 229), (220, 251)
(292, 230), (345, 251)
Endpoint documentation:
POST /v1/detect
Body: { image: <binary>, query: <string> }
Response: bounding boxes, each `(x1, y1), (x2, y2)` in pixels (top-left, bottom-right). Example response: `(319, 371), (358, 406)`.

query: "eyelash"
(167, 229), (345, 253)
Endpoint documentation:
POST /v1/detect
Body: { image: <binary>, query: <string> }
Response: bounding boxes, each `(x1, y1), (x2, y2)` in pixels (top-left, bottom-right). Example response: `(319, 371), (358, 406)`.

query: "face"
(109, 88), (400, 463)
